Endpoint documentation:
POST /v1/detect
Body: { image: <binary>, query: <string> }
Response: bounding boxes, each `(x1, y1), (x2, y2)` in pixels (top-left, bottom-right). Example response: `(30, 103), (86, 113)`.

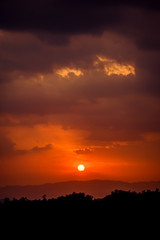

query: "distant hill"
(0, 180), (160, 200)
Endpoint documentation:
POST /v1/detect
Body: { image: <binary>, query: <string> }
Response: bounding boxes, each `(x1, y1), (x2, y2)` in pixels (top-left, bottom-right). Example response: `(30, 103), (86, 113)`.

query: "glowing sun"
(77, 164), (85, 171)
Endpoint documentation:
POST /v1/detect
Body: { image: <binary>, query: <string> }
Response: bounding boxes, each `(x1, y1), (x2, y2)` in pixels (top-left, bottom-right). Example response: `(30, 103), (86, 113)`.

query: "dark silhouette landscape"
(1, 188), (159, 238)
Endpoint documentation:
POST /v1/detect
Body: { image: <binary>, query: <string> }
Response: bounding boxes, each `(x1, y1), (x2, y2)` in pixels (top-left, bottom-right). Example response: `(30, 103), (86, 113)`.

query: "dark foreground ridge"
(1, 189), (159, 238)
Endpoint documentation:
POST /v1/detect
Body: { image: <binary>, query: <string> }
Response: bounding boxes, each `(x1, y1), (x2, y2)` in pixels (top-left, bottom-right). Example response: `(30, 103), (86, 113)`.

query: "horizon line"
(1, 178), (160, 188)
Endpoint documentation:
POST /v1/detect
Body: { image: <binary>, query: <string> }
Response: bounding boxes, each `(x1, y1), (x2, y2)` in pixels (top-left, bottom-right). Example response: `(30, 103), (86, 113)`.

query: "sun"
(77, 164), (85, 171)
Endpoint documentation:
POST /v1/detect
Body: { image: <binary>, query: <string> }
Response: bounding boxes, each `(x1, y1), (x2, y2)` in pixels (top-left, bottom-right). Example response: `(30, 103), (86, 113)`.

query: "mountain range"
(0, 180), (160, 200)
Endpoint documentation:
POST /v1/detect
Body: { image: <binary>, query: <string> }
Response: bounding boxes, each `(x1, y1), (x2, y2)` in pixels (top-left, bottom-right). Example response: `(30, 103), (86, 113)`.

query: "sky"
(0, 0), (160, 186)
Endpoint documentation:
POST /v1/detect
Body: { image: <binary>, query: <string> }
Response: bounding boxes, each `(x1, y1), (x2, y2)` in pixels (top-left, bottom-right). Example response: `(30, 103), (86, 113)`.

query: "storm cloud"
(0, 0), (160, 50)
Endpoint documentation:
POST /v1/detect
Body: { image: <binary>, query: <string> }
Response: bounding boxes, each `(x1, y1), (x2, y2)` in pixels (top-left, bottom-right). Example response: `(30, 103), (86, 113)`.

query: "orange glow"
(0, 121), (160, 187)
(56, 67), (83, 77)
(97, 55), (135, 76)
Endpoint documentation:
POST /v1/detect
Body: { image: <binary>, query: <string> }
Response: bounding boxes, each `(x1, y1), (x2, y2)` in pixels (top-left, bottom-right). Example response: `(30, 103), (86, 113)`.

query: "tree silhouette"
(42, 194), (47, 201)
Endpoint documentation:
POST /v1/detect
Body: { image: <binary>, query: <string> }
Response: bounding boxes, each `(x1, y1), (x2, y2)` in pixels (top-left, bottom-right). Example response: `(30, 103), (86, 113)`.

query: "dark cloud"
(0, 1), (123, 33)
(0, 56), (160, 143)
(0, 133), (53, 158)
(0, 29), (159, 97)
(0, 32), (56, 76)
(0, 0), (160, 50)
(0, 134), (28, 157)
(31, 144), (52, 153)
(0, 134), (16, 157)
(74, 148), (93, 155)
(0, 31), (99, 80)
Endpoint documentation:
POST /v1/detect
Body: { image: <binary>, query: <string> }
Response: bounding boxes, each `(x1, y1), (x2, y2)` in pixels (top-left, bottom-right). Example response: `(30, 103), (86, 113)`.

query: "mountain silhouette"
(0, 179), (160, 200)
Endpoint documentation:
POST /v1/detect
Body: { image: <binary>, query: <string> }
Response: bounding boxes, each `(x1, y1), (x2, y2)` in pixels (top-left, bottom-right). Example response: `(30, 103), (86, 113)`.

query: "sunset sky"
(0, 0), (160, 186)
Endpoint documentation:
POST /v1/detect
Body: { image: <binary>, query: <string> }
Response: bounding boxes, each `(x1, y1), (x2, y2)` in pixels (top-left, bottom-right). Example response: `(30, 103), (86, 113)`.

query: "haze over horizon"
(0, 179), (160, 200)
(0, 0), (160, 187)
(2, 178), (160, 188)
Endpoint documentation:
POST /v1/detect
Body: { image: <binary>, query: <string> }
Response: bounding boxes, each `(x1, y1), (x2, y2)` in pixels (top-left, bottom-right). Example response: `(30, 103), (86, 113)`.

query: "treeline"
(1, 188), (159, 207)
(0, 189), (159, 238)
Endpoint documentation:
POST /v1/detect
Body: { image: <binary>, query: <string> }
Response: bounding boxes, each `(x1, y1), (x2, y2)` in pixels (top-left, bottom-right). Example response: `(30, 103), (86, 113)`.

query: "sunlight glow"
(56, 67), (83, 78)
(77, 164), (85, 171)
(97, 56), (135, 76)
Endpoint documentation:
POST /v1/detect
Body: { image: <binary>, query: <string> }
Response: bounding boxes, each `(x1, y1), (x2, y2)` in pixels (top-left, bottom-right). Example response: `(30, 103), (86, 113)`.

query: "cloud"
(74, 148), (94, 155)
(0, 134), (28, 157)
(0, 2), (160, 148)
(0, 1), (122, 34)
(0, 133), (53, 158)
(56, 68), (83, 78)
(97, 56), (135, 76)
(0, 134), (16, 157)
(31, 144), (52, 153)
(0, 0), (160, 51)
(0, 67), (160, 143)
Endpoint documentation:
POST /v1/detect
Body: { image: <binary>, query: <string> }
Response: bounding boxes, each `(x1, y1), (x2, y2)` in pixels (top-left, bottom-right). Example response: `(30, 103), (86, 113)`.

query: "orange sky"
(0, 1), (160, 186)
(0, 121), (160, 186)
